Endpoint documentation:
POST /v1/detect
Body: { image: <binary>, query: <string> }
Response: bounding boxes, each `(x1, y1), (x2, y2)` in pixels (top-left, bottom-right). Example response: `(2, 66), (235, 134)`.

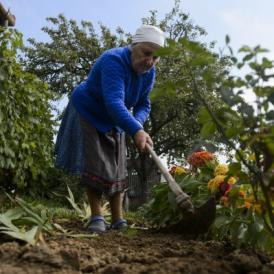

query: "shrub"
(0, 27), (55, 194)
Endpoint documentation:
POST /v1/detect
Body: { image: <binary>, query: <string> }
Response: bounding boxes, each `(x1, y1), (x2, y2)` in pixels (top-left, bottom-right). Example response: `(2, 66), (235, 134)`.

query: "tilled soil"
(0, 223), (273, 274)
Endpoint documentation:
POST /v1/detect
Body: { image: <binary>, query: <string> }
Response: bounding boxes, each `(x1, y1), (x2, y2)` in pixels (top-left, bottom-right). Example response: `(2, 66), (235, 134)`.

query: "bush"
(0, 27), (55, 194)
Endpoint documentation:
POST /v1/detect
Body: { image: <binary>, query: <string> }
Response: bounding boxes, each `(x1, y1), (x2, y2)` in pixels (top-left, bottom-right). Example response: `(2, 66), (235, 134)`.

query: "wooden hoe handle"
(145, 143), (186, 197)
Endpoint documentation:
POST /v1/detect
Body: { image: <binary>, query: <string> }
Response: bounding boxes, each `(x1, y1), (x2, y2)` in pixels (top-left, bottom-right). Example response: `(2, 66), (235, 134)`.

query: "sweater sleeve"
(133, 69), (155, 125)
(100, 55), (142, 136)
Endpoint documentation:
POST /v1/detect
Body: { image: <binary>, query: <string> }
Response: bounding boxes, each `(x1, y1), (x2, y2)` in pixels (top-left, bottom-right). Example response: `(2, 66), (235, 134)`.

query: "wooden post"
(0, 3), (16, 27)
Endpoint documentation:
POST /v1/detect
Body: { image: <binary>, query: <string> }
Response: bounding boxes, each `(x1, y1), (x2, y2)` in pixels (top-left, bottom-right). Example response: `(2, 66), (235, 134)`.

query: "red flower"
(187, 150), (214, 168)
(169, 166), (177, 174)
(219, 182), (231, 196)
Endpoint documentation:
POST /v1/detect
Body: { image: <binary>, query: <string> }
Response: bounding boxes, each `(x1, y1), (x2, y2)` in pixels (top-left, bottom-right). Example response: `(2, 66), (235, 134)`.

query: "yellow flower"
(214, 164), (229, 176)
(207, 175), (226, 193)
(175, 166), (186, 175)
(228, 177), (236, 185)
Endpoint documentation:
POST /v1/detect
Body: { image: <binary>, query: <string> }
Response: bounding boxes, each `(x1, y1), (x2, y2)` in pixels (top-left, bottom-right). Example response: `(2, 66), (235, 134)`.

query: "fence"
(124, 158), (161, 211)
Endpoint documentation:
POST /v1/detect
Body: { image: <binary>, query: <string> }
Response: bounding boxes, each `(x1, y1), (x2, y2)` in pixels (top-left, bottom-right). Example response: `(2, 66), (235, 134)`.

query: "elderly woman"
(55, 25), (165, 233)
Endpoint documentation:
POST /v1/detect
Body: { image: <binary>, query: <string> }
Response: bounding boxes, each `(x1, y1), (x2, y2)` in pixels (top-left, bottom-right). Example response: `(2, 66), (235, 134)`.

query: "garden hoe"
(145, 143), (216, 235)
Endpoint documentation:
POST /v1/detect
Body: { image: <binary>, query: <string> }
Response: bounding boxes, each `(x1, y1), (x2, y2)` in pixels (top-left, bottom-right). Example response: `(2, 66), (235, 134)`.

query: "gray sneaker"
(110, 219), (128, 230)
(87, 215), (106, 233)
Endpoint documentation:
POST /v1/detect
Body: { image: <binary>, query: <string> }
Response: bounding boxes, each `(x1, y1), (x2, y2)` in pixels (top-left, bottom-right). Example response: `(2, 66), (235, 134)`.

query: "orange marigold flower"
(253, 203), (262, 214)
(244, 201), (252, 209)
(187, 150), (214, 168)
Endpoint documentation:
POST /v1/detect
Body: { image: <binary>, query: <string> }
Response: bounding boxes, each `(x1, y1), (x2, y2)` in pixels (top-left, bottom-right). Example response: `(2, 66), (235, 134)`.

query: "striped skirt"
(54, 101), (127, 196)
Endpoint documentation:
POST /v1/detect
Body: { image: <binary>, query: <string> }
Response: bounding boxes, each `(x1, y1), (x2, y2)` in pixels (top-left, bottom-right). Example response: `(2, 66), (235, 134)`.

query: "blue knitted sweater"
(71, 46), (155, 136)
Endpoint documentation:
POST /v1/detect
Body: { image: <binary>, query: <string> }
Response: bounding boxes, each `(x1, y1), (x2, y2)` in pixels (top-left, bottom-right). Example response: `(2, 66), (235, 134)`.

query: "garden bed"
(0, 222), (273, 274)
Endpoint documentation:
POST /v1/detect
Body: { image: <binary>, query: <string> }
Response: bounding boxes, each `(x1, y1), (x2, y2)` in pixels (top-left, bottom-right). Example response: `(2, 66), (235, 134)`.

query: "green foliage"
(145, 157), (274, 253)
(0, 196), (54, 245)
(0, 27), (55, 193)
(144, 172), (211, 228)
(21, 14), (131, 97)
(66, 185), (91, 221)
(212, 204), (274, 253)
(154, 28), (274, 239)
(0, 195), (98, 244)
(210, 182), (274, 253)
(197, 41), (274, 235)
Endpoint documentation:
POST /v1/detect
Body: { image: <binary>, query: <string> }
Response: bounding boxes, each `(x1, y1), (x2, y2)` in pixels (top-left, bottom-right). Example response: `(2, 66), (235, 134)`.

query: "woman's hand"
(133, 129), (153, 152)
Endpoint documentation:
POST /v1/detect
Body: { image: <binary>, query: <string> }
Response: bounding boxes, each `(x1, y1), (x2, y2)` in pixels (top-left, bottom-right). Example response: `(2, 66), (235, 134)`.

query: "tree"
(21, 15), (130, 97)
(0, 27), (55, 194)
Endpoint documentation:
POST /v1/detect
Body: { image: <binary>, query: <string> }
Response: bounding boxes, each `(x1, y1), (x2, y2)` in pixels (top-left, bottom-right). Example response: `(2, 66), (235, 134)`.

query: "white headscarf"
(132, 25), (165, 47)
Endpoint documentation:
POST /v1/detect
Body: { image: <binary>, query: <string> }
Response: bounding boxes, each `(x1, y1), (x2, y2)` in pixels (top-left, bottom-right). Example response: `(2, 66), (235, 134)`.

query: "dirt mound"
(0, 227), (273, 273)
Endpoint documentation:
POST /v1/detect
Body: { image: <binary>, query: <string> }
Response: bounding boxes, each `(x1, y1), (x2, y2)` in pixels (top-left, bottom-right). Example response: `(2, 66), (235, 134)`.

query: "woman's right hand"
(133, 129), (153, 152)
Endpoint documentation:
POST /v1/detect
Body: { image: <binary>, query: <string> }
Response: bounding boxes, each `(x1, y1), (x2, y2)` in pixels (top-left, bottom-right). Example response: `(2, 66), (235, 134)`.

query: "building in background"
(0, 2), (16, 27)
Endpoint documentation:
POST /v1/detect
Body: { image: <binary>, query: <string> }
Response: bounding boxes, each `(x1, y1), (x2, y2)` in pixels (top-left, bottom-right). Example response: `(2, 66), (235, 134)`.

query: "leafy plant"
(66, 185), (91, 221)
(66, 185), (110, 222)
(195, 41), (274, 237)
(144, 160), (213, 229)
(0, 194), (99, 245)
(0, 201), (48, 245)
(0, 213), (40, 245)
(151, 33), (274, 251)
(0, 27), (55, 194)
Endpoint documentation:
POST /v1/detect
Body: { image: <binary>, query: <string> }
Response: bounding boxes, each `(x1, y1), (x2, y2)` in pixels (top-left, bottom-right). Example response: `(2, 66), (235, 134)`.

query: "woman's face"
(131, 42), (161, 74)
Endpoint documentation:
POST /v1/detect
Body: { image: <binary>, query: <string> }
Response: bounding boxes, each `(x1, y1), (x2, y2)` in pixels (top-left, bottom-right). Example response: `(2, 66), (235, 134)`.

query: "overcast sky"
(2, 0), (274, 56)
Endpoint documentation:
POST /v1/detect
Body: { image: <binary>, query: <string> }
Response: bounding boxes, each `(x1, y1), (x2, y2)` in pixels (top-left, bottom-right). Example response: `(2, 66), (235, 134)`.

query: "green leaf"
(0, 214), (19, 231)
(262, 57), (273, 69)
(229, 162), (241, 174)
(201, 121), (216, 138)
(225, 35), (230, 45)
(238, 45), (251, 53)
(268, 92), (274, 104)
(214, 216), (230, 229)
(242, 53), (254, 62)
(198, 107), (212, 124)
(155, 47), (173, 57)
(266, 110), (274, 121)
(225, 127), (239, 138)
(2, 207), (24, 220)
(1, 226), (39, 245)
